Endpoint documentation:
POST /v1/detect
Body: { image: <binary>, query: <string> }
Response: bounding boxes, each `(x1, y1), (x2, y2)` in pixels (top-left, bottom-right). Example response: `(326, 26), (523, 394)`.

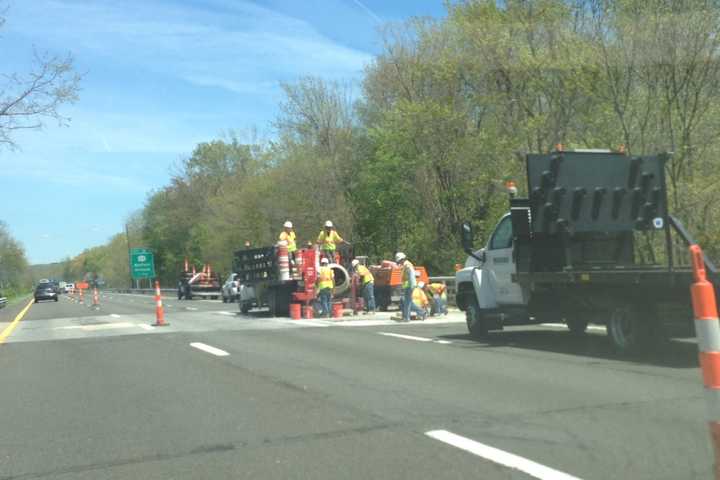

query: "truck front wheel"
(466, 300), (488, 339)
(566, 317), (589, 336)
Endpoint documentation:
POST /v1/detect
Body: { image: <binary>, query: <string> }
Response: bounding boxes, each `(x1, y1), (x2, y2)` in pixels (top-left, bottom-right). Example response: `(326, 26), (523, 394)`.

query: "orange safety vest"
(317, 266), (334, 290)
(427, 283), (447, 298)
(356, 265), (374, 285)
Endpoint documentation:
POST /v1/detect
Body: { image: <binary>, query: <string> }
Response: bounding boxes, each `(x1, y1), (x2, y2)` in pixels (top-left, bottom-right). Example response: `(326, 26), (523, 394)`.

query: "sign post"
(130, 248), (156, 281)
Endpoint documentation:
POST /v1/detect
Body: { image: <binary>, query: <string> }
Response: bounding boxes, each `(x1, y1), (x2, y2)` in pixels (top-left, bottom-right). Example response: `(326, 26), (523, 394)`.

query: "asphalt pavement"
(0, 291), (711, 479)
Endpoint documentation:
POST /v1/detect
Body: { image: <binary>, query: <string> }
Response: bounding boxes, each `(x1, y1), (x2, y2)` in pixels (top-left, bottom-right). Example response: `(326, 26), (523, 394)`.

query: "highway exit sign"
(130, 248), (155, 279)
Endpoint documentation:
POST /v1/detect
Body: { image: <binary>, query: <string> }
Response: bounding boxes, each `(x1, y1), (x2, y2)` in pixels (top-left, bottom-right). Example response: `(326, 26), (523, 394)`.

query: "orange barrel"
(277, 242), (290, 281)
(303, 305), (314, 319)
(289, 303), (302, 320)
(331, 302), (343, 318)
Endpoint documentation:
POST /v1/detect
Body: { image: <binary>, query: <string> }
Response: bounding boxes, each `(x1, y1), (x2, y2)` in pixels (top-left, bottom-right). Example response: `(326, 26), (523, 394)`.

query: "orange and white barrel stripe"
(153, 280), (167, 326)
(689, 244), (720, 479)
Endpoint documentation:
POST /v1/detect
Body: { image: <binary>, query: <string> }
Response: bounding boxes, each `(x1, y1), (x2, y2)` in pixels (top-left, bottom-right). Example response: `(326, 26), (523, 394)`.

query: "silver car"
(221, 273), (239, 303)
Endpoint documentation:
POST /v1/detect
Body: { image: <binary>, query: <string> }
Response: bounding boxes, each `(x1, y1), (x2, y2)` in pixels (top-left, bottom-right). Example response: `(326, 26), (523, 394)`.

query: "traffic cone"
(153, 280), (168, 326)
(92, 288), (100, 310)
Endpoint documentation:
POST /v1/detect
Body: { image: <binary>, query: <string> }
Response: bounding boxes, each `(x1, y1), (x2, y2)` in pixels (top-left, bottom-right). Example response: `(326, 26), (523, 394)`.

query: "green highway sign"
(130, 248), (156, 279)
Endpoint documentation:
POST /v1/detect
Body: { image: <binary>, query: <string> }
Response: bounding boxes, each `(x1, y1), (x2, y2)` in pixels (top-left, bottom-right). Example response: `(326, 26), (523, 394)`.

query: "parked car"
(222, 273), (239, 303)
(65, 282), (75, 293)
(34, 282), (58, 303)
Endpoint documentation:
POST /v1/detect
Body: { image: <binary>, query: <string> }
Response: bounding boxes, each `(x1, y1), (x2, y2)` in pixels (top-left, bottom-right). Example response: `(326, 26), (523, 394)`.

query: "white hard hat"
(395, 252), (406, 262)
(351, 259), (359, 267)
(325, 220), (333, 228)
(320, 257), (329, 264)
(418, 281), (425, 288)
(283, 221), (292, 228)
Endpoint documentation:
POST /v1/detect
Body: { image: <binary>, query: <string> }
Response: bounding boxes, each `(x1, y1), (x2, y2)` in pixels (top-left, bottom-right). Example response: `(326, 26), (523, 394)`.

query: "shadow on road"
(437, 329), (699, 368)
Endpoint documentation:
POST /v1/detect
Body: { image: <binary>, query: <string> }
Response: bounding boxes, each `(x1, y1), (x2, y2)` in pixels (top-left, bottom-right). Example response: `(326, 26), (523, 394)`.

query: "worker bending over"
(317, 257), (334, 318)
(412, 281), (429, 320)
(351, 259), (376, 314)
(316, 220), (346, 263)
(425, 281), (448, 316)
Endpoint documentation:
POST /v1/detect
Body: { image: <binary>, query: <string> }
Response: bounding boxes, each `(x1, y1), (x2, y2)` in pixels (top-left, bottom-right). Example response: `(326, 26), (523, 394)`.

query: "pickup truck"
(455, 149), (718, 353)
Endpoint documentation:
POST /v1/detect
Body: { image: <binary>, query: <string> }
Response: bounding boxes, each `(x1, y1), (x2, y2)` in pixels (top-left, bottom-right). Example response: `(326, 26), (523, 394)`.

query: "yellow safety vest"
(401, 260), (415, 289)
(317, 266), (334, 290)
(317, 230), (343, 251)
(412, 287), (429, 308)
(279, 231), (297, 252)
(356, 265), (374, 285)
(427, 283), (447, 298)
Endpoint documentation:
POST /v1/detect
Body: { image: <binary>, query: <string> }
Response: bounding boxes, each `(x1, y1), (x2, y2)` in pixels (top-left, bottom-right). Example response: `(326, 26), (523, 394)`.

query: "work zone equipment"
(154, 280), (168, 326)
(370, 261), (430, 311)
(689, 244), (720, 479)
(177, 260), (221, 300)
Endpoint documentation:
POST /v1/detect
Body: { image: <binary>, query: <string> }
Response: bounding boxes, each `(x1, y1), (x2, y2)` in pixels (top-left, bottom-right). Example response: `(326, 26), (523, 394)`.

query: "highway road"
(0, 292), (712, 479)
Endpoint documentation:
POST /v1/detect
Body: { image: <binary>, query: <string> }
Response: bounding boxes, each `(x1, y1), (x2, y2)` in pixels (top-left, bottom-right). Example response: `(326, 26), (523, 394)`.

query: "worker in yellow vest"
(413, 281), (430, 319)
(425, 282), (448, 316)
(394, 252), (418, 322)
(317, 257), (334, 318)
(351, 259), (375, 314)
(316, 220), (346, 263)
(278, 221), (297, 263)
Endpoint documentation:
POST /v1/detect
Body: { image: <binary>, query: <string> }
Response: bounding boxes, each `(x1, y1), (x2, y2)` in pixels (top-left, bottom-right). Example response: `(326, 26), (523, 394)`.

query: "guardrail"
(0, 297), (7, 309)
(428, 276), (457, 306)
(105, 288), (175, 295)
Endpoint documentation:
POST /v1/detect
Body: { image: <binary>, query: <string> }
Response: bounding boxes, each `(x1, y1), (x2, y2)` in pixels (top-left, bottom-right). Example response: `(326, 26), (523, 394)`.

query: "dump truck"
(177, 264), (222, 300)
(455, 149), (719, 353)
(235, 245), (350, 316)
(370, 262), (430, 311)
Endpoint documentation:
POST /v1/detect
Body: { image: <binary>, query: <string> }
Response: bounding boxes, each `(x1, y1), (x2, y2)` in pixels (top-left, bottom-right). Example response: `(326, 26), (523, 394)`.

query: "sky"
(0, 0), (447, 264)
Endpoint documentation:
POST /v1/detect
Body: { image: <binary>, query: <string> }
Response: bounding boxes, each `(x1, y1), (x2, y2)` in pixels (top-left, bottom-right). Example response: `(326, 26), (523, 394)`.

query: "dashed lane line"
(425, 430), (582, 480)
(378, 332), (452, 345)
(190, 342), (229, 357)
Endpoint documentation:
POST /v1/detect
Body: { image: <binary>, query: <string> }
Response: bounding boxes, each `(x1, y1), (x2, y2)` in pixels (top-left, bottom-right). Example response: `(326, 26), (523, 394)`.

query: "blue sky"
(0, 0), (446, 264)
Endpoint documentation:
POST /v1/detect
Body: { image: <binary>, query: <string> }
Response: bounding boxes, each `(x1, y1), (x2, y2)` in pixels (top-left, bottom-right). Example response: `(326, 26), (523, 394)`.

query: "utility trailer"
(455, 149), (718, 353)
(370, 262), (430, 311)
(235, 246), (327, 316)
(177, 264), (221, 300)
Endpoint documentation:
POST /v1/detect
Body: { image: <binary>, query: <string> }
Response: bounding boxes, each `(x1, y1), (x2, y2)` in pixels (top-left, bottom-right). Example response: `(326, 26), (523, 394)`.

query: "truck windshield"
(490, 217), (513, 250)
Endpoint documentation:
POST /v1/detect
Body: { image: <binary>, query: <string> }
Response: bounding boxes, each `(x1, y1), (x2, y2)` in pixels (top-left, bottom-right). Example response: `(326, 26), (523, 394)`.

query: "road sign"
(130, 248), (156, 279)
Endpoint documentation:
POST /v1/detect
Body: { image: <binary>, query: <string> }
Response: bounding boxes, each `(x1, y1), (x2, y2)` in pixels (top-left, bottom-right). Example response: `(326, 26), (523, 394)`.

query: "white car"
(65, 283), (75, 293)
(221, 273), (239, 303)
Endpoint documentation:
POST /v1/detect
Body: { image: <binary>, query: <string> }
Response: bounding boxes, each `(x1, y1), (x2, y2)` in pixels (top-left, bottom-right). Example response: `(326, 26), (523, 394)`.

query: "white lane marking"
(110, 314), (121, 318)
(185, 307), (198, 311)
(426, 430), (582, 480)
(214, 311), (237, 316)
(377, 332), (452, 344)
(55, 322), (136, 332)
(137, 324), (155, 331)
(541, 323), (606, 332)
(190, 342), (229, 357)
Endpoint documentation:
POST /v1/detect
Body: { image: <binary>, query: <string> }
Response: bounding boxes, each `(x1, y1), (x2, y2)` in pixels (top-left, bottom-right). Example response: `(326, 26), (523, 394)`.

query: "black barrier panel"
(526, 152), (668, 235)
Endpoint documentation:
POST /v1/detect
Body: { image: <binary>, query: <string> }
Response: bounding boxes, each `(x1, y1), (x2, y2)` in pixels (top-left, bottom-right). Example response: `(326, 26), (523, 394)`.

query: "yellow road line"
(0, 298), (34, 344)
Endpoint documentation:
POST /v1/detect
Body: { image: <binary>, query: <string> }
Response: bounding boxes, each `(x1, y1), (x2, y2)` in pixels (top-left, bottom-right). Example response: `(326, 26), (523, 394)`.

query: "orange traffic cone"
(153, 280), (168, 326)
(92, 288), (100, 310)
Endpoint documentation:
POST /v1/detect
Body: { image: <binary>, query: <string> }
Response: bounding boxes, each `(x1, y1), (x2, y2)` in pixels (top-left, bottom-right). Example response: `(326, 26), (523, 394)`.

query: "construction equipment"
(236, 244), (339, 316)
(370, 261), (430, 311)
(177, 262), (221, 300)
(455, 148), (719, 353)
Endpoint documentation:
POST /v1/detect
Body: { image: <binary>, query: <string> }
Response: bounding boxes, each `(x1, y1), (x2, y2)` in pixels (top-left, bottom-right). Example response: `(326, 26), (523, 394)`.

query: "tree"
(0, 9), (81, 149)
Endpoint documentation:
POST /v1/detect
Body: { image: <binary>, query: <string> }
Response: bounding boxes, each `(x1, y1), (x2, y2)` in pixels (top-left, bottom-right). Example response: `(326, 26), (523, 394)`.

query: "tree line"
(62, 0), (720, 286)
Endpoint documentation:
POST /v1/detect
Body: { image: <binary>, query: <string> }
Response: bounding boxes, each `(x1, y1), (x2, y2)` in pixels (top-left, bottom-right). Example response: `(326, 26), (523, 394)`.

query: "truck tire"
(240, 302), (251, 314)
(177, 289), (183, 300)
(466, 299), (488, 339)
(222, 295), (227, 303)
(566, 317), (588, 335)
(607, 303), (652, 354)
(267, 288), (290, 317)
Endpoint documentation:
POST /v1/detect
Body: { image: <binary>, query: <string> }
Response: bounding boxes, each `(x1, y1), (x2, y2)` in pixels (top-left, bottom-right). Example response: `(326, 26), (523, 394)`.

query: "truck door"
(485, 215), (525, 305)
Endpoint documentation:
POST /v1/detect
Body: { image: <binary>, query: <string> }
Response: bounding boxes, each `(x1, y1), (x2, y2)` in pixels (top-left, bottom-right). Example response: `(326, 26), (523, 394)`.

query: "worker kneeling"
(317, 257), (335, 318)
(411, 281), (429, 321)
(425, 281), (448, 316)
(352, 259), (375, 314)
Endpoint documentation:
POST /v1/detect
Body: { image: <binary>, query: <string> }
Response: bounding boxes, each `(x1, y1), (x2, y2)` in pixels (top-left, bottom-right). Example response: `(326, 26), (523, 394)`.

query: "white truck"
(455, 149), (717, 353)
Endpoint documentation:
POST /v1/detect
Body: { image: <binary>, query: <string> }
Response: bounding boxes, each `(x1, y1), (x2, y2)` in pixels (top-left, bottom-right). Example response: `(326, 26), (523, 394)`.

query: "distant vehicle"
(34, 282), (58, 303)
(177, 263), (221, 300)
(222, 273), (239, 303)
(64, 283), (75, 293)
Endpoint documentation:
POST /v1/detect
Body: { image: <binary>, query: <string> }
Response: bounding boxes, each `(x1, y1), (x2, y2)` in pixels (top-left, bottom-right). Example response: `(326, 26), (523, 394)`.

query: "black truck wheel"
(607, 303), (653, 353)
(177, 289), (183, 300)
(466, 299), (488, 339)
(240, 302), (251, 314)
(267, 287), (291, 317)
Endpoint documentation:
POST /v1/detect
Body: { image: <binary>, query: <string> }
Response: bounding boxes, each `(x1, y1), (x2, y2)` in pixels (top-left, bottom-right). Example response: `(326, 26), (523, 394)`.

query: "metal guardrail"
(428, 276), (457, 306)
(0, 297), (7, 309)
(106, 288), (175, 295)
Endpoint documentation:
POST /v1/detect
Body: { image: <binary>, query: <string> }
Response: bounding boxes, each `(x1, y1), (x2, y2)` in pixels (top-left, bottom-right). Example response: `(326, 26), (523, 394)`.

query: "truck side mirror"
(461, 222), (474, 254)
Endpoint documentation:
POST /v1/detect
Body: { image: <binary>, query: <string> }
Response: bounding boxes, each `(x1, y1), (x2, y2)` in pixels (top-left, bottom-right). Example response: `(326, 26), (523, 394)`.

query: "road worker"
(412, 281), (429, 320)
(316, 220), (346, 263)
(317, 257), (335, 318)
(425, 281), (448, 316)
(278, 220), (297, 263)
(244, 240), (251, 248)
(351, 259), (375, 314)
(394, 252), (416, 322)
